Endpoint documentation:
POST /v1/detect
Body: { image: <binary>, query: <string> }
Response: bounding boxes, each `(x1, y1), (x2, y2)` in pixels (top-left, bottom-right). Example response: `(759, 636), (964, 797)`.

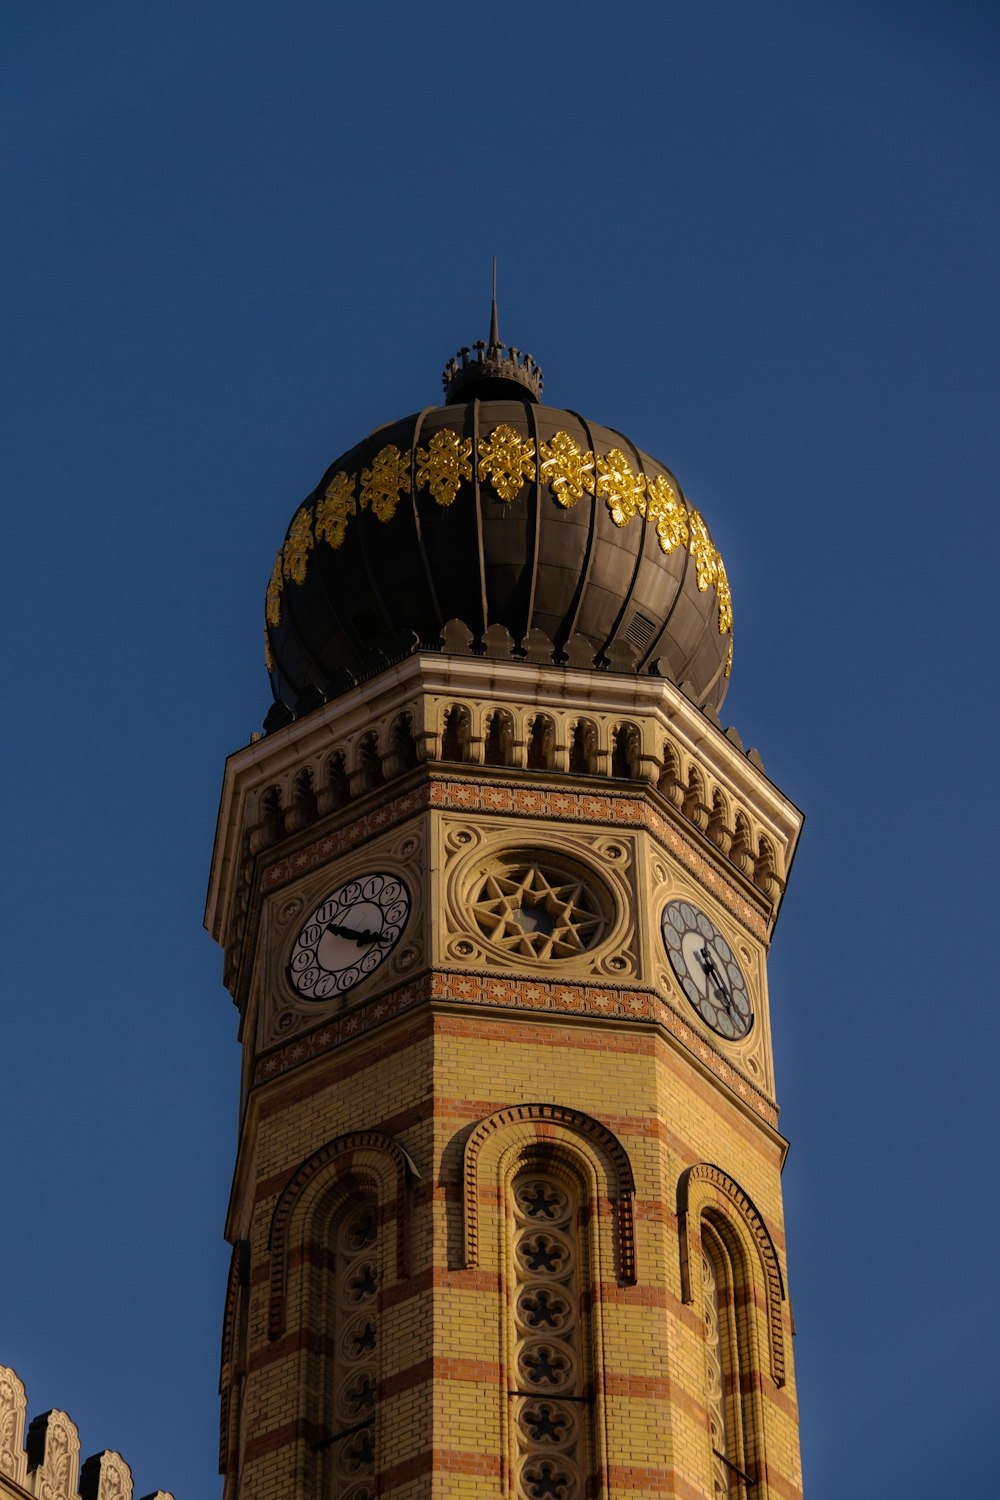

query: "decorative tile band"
(259, 779), (768, 944)
(252, 966), (777, 1126)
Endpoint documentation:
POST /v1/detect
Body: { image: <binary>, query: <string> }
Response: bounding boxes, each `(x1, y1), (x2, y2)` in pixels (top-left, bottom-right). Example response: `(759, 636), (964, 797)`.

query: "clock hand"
(325, 920), (386, 946)
(699, 946), (736, 1015)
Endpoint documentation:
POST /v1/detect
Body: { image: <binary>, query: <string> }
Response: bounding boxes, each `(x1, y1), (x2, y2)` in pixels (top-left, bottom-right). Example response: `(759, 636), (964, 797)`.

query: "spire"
(441, 264), (544, 404)
(489, 257), (499, 347)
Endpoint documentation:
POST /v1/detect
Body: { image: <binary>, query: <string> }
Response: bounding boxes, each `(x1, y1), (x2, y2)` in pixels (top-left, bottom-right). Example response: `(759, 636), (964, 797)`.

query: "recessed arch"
(677, 1163), (786, 1386)
(463, 1102), (636, 1283)
(267, 1130), (418, 1340)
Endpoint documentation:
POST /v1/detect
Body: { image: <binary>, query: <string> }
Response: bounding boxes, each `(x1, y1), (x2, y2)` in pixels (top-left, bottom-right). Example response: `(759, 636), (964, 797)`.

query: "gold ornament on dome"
(687, 508), (718, 594)
(645, 472), (689, 555)
(316, 471), (357, 549)
(264, 627), (274, 673)
(415, 428), (473, 508)
(539, 430), (595, 508)
(282, 507), (314, 585)
(477, 423), (536, 502)
(266, 552), (284, 627)
(360, 445), (411, 522)
(714, 550), (733, 635)
(596, 448), (647, 527)
(725, 636), (734, 678)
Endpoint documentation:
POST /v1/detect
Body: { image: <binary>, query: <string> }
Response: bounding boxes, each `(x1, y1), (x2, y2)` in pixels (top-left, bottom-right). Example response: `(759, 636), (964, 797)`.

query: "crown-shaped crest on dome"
(442, 264), (543, 404)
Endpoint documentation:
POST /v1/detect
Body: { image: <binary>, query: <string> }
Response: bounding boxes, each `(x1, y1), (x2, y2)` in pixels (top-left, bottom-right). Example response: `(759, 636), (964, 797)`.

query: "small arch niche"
(355, 732), (385, 793)
(568, 719), (597, 775)
(611, 722), (640, 779)
(441, 704), (471, 763)
(320, 750), (351, 814)
(384, 712), (419, 777)
(483, 709), (514, 767)
(526, 714), (555, 771)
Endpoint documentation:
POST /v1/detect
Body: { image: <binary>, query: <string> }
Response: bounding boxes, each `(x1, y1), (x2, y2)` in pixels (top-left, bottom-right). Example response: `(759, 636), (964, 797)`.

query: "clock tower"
(205, 317), (805, 1500)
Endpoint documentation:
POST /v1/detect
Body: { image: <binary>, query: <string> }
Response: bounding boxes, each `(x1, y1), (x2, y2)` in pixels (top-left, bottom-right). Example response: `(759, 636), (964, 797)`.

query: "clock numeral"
(288, 873), (412, 1002)
(661, 899), (753, 1042)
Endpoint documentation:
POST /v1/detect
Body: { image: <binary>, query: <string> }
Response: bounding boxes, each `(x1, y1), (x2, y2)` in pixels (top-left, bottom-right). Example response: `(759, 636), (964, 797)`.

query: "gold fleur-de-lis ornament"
(477, 423), (536, 503)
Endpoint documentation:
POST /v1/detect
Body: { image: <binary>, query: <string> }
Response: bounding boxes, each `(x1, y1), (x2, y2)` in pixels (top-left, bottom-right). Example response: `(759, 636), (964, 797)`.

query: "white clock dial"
(660, 899), (753, 1040)
(288, 873), (410, 1001)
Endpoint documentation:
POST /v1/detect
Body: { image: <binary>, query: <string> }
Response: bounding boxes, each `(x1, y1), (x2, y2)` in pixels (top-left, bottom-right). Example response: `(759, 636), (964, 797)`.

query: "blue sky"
(3, 3), (998, 1495)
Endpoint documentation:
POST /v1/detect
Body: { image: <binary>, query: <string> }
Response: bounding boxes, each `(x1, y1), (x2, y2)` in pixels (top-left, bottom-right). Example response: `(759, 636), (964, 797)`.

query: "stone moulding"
(205, 651), (801, 968)
(250, 966), (780, 1129)
(219, 1239), (250, 1474)
(462, 1102), (637, 1284)
(266, 1129), (418, 1340)
(677, 1163), (786, 1387)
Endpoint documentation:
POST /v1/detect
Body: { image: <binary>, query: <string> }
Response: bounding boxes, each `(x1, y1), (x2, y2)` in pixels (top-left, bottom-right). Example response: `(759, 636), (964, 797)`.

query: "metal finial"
(489, 256), (499, 347)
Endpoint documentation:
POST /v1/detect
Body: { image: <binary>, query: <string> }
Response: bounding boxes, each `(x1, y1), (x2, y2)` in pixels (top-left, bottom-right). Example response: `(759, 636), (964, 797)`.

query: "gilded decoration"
(315, 470), (357, 549)
(282, 507), (314, 586)
(539, 430), (595, 508)
(360, 444), (411, 522)
(415, 428), (473, 508)
(645, 472), (689, 555)
(264, 627), (273, 673)
(725, 636), (734, 678)
(687, 509), (717, 594)
(477, 423), (536, 503)
(265, 552), (284, 627)
(596, 448), (647, 527)
(687, 507), (732, 637)
(715, 551), (733, 634)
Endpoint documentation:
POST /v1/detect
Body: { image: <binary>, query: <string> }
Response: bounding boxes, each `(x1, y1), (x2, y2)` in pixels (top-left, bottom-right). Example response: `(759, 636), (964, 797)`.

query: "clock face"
(288, 873), (411, 1002)
(660, 899), (753, 1040)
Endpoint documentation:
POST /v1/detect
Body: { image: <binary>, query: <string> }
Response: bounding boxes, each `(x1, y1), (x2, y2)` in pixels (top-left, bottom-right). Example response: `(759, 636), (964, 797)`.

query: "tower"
(205, 315), (805, 1500)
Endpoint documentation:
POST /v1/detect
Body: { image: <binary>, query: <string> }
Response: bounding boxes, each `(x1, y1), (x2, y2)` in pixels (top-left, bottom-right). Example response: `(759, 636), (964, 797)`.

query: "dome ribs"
(265, 395), (732, 716)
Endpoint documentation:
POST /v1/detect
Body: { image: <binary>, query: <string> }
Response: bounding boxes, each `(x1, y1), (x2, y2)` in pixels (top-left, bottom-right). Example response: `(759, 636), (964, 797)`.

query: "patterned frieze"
(250, 968), (780, 1129)
(206, 655), (801, 978)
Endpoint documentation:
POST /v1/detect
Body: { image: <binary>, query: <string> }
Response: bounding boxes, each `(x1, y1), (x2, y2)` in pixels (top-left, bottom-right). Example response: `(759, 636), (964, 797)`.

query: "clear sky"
(3, 3), (998, 1496)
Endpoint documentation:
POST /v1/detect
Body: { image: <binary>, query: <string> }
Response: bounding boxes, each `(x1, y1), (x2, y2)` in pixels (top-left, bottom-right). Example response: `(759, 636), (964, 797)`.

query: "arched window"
(509, 1161), (591, 1500)
(322, 1196), (380, 1500)
(267, 1132), (412, 1500)
(678, 1164), (786, 1498)
(702, 1221), (751, 1495)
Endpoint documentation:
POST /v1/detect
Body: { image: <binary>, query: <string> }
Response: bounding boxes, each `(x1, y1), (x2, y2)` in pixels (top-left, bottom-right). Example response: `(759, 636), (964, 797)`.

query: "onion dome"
(264, 308), (734, 724)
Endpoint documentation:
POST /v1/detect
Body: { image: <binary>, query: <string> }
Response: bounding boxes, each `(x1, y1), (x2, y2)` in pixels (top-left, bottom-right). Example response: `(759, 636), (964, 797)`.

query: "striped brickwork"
(208, 660), (805, 1500)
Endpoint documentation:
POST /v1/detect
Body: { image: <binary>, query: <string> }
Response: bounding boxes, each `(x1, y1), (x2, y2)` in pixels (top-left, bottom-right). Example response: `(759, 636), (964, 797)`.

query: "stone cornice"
(206, 654), (802, 955)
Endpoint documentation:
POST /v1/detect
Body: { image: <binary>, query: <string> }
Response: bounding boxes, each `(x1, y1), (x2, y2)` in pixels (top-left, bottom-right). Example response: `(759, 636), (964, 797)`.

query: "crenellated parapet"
(0, 1368), (173, 1500)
